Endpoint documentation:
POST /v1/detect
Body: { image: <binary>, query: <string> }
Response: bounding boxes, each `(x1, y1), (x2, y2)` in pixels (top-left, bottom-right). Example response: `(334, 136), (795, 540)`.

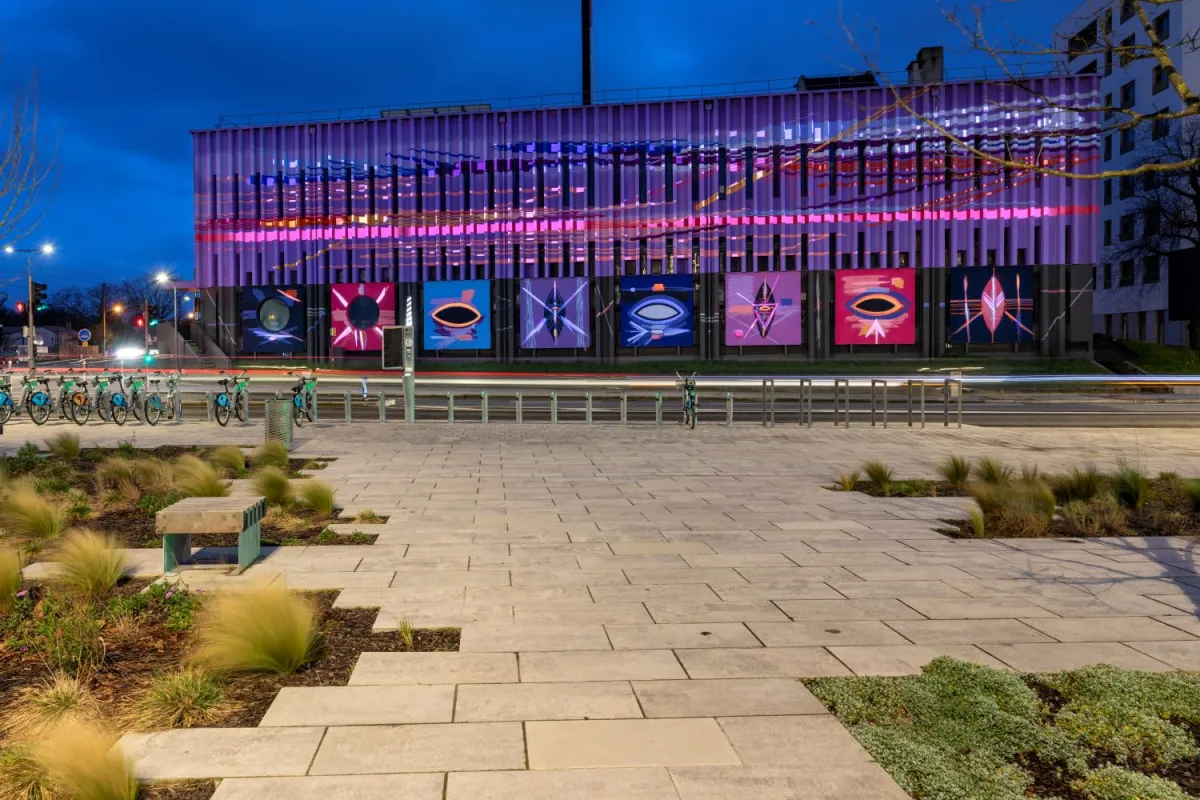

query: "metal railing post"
(312, 391), (319, 423)
(447, 392), (455, 423)
(920, 382), (926, 428)
(832, 381), (839, 427)
(481, 391), (489, 424)
(550, 391), (558, 424)
(957, 380), (963, 428)
(205, 392), (212, 422)
(769, 379), (776, 428)
(378, 391), (386, 422)
(871, 380), (878, 426)
(943, 379), (950, 427)
(907, 381), (913, 427)
(173, 392), (183, 424)
(241, 390), (250, 424)
(654, 392), (662, 425)
(585, 392), (592, 424)
(725, 392), (733, 427)
(515, 392), (523, 424)
(620, 392), (627, 424)
(761, 380), (768, 427)
(344, 391), (351, 422)
(883, 380), (889, 429)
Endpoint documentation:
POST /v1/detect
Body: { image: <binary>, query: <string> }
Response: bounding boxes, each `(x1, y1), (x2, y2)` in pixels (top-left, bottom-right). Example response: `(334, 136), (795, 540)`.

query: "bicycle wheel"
(292, 397), (306, 427)
(234, 392), (247, 422)
(96, 395), (112, 423)
(144, 395), (164, 426)
(0, 396), (12, 425)
(215, 394), (232, 427)
(70, 393), (91, 426)
(130, 394), (142, 421)
(29, 396), (51, 426)
(111, 401), (128, 426)
(688, 405), (696, 430)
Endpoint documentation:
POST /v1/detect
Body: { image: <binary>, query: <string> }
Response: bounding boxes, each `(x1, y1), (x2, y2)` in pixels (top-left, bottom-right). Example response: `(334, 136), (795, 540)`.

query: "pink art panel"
(834, 269), (917, 345)
(330, 282), (395, 351)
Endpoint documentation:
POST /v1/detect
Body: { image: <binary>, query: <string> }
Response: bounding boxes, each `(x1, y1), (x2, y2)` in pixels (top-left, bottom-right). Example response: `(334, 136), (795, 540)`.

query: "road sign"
(78, 328), (92, 343)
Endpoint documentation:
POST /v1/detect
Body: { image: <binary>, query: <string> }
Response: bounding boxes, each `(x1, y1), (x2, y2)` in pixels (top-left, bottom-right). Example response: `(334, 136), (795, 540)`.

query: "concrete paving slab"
(348, 652), (518, 685)
(520, 650), (688, 682)
(211, 775), (445, 800)
(625, 568), (748, 585)
(981, 642), (1177, 671)
(1125, 640), (1200, 670)
(718, 715), (874, 765)
(676, 647), (852, 679)
(590, 584), (723, 603)
(258, 685), (455, 726)
(899, 597), (1060, 619)
(669, 765), (911, 800)
(830, 580), (968, 599)
(748, 621), (910, 647)
(645, 601), (790, 624)
(1022, 616), (1198, 642)
(455, 681), (642, 721)
(514, 603), (654, 625)
(120, 727), (325, 780)
(607, 623), (761, 650)
(884, 619), (1054, 645)
(526, 718), (740, 769)
(446, 768), (682, 800)
(309, 722), (526, 775)
(772, 599), (925, 621)
(633, 678), (826, 718)
(460, 623), (612, 652)
(827, 644), (1011, 676)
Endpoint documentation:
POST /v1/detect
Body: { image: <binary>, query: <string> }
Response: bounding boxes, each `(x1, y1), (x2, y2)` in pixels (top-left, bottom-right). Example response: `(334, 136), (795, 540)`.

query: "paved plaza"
(15, 422), (1200, 799)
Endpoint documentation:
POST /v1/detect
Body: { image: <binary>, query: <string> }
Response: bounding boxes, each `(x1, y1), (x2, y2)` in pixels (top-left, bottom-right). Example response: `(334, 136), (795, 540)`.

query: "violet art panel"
(520, 278), (590, 348)
(330, 282), (395, 351)
(424, 280), (492, 350)
(834, 269), (917, 345)
(620, 275), (694, 348)
(948, 266), (1035, 344)
(241, 285), (307, 353)
(724, 273), (803, 347)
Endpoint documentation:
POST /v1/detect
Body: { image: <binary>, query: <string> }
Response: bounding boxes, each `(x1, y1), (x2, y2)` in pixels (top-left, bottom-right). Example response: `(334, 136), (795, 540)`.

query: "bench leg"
(163, 533), (191, 574)
(237, 521), (261, 575)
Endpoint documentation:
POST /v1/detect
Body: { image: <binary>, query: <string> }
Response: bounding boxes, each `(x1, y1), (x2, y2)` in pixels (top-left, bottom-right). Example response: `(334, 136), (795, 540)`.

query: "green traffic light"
(149, 318), (159, 327)
(143, 353), (153, 364)
(35, 304), (48, 312)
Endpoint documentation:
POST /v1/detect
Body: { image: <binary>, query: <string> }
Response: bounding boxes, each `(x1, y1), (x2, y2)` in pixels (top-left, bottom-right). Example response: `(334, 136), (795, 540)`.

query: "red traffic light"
(14, 301), (25, 314)
(134, 316), (145, 328)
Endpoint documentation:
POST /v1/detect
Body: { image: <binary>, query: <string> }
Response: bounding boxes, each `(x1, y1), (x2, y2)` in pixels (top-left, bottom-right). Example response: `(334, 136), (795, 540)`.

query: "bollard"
(481, 391), (489, 424)
(620, 392), (627, 425)
(920, 382), (926, 428)
(883, 381), (889, 429)
(801, 379), (813, 428)
(943, 379), (950, 427)
(768, 380), (776, 428)
(173, 392), (183, 425)
(907, 381), (914, 427)
(378, 391), (386, 422)
(205, 391), (212, 422)
(726, 392), (733, 427)
(241, 391), (250, 424)
(585, 392), (592, 424)
(761, 380), (769, 428)
(515, 392), (523, 424)
(957, 380), (963, 429)
(344, 391), (352, 422)
(447, 392), (455, 423)
(843, 380), (851, 428)
(654, 392), (662, 425)
(871, 380), (878, 427)
(550, 392), (558, 424)
(312, 391), (319, 423)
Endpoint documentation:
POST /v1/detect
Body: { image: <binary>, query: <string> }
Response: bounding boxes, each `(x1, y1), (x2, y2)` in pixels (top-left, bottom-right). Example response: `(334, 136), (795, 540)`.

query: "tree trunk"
(1189, 318), (1200, 351)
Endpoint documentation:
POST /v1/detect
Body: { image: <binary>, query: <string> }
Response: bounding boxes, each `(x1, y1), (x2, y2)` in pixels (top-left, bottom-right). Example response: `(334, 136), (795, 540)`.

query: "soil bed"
(141, 781), (218, 800)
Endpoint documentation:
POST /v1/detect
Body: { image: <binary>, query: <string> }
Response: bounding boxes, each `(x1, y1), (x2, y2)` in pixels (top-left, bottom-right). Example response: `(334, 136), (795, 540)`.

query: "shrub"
(0, 484), (68, 543)
(115, 441), (136, 458)
(969, 479), (1056, 538)
(1182, 479), (1200, 513)
(833, 469), (861, 492)
(250, 440), (290, 470)
(44, 432), (81, 459)
(1019, 463), (1040, 482)
(133, 667), (227, 729)
(399, 618), (415, 649)
(132, 458), (176, 495)
(0, 546), (20, 614)
(4, 442), (43, 476)
(1060, 495), (1128, 538)
(33, 475), (70, 495)
(295, 480), (336, 515)
(314, 528), (339, 544)
(66, 490), (92, 521)
(138, 490), (184, 515)
(193, 586), (318, 674)
(174, 455), (229, 498)
(862, 461), (894, 495)
(34, 721), (138, 800)
(967, 508), (986, 538)
(973, 456), (1014, 485)
(95, 458), (139, 502)
(252, 467), (294, 507)
(354, 509), (385, 524)
(208, 445), (247, 476)
(1051, 465), (1106, 504)
(0, 744), (53, 800)
(3, 673), (99, 740)
(936, 456), (971, 490)
(53, 529), (127, 599)
(1113, 465), (1153, 510)
(29, 596), (107, 676)
(1074, 766), (1189, 800)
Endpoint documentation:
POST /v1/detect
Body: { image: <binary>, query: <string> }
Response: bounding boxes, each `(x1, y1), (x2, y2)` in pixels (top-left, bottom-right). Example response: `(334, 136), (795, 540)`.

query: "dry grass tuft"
(252, 467), (294, 507)
(174, 455), (229, 498)
(0, 743), (54, 800)
(53, 529), (127, 599)
(295, 480), (335, 515)
(936, 456), (972, 490)
(0, 546), (21, 614)
(399, 618), (415, 649)
(3, 673), (99, 741)
(208, 445), (247, 476)
(130, 668), (229, 730)
(34, 720), (138, 800)
(45, 432), (81, 460)
(95, 458), (139, 503)
(0, 483), (68, 543)
(192, 586), (318, 674)
(833, 469), (861, 492)
(132, 459), (175, 495)
(250, 440), (290, 470)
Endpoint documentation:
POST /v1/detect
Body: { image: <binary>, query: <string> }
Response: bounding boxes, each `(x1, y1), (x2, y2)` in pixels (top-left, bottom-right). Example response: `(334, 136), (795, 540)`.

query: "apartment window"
(1104, 135), (1113, 162)
(1103, 9), (1112, 34)
(1120, 81), (1136, 109)
(1152, 116), (1170, 140)
(986, 248), (997, 267)
(1104, 179), (1112, 205)
(1144, 256), (1161, 283)
(1103, 263), (1112, 289)
(1120, 127), (1136, 154)
(1154, 10), (1169, 40)
(1077, 61), (1098, 74)
(1119, 175), (1134, 199)
(1119, 35), (1135, 67)
(1068, 20), (1098, 58)
(899, 252), (910, 268)
(1153, 65), (1169, 94)
(1103, 93), (1113, 120)
(1118, 259), (1134, 286)
(1145, 207), (1161, 235)
(957, 250), (967, 266)
(1105, 47), (1113, 76)
(1145, 166), (1158, 191)
(1120, 0), (1133, 23)
(1104, 219), (1113, 246)
(1119, 213), (1136, 241)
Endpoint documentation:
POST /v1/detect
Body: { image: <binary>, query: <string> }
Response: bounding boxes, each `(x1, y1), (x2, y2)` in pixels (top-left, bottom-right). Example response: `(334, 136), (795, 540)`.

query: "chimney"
(907, 46), (945, 85)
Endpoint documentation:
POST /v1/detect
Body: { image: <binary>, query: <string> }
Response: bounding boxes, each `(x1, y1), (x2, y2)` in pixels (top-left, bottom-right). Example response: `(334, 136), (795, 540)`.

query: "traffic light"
(134, 316), (145, 328)
(31, 282), (48, 312)
(148, 304), (159, 327)
(14, 301), (25, 314)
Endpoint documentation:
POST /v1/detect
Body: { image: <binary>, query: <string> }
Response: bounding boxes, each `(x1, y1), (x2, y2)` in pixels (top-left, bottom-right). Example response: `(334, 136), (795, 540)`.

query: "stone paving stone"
(633, 678), (826, 718)
(645, 601), (790, 624)
(211, 775), (446, 800)
(510, 542), (615, 554)
(447, 768), (681, 800)
(455, 681), (642, 721)
(520, 650), (688, 682)
(372, 605), (514, 629)
(772, 599), (925, 621)
(899, 598), (1059, 619)
(590, 584), (723, 603)
(357, 556), (469, 571)
(677, 647), (852, 679)
(470, 555), (582, 570)
(736, 566), (860, 583)
(827, 644), (1012, 676)
(460, 623), (612, 652)
(712, 582), (843, 601)
(277, 571), (395, 590)
(1021, 616), (1198, 642)
(830, 580), (969, 599)
(403, 544), (509, 557)
(120, 727), (325, 779)
(348, 652), (518, 685)
(748, 621), (909, 647)
(259, 685), (454, 726)
(719, 715), (874, 765)
(465, 585), (593, 604)
(946, 579), (1091, 599)
(1155, 615), (1200, 636)
(610, 542), (716, 555)
(625, 568), (747, 585)
(669, 764), (911, 800)
(332, 586), (468, 607)
(1030, 594), (1185, 617)
(607, 623), (761, 650)
(526, 718), (740, 769)
(515, 603), (654, 625)
(782, 552), (907, 567)
(309, 722), (526, 775)
(511, 569), (629, 586)
(579, 554), (692, 570)
(1125, 640), (1200, 669)
(388, 569), (512, 587)
(846, 564), (978, 582)
(684, 554), (798, 568)
(885, 619), (1053, 645)
(982, 642), (1177, 671)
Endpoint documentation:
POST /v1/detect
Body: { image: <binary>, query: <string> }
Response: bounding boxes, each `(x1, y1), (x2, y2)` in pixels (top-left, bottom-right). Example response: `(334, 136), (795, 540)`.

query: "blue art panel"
(423, 280), (492, 350)
(520, 278), (590, 348)
(241, 286), (307, 353)
(620, 275), (694, 348)
(948, 267), (1035, 344)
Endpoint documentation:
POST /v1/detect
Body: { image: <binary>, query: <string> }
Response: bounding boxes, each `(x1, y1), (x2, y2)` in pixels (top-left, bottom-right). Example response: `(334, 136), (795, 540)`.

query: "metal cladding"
(193, 76), (1100, 287)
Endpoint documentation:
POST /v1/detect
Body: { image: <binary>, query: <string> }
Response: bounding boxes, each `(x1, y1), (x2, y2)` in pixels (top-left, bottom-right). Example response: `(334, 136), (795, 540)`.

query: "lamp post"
(3, 243), (55, 370)
(156, 271), (178, 367)
(104, 303), (124, 358)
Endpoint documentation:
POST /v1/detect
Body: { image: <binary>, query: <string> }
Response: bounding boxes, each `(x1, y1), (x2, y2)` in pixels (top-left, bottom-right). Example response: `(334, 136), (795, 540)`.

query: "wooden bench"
(156, 496), (268, 575)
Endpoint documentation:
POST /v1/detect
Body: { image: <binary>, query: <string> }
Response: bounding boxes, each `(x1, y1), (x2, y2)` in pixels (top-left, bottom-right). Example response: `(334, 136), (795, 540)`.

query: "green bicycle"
(675, 371), (698, 429)
(214, 370), (249, 426)
(287, 370), (317, 426)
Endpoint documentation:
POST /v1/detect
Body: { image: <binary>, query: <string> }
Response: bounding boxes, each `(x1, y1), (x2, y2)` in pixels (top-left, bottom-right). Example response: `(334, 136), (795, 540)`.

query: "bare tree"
(118, 275), (175, 321)
(0, 57), (56, 244)
(842, 0), (1200, 179)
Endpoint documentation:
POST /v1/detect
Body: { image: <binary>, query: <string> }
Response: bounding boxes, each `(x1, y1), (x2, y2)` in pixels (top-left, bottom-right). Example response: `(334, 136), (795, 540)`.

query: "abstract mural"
(834, 269), (917, 345)
(520, 278), (590, 349)
(330, 282), (395, 351)
(725, 273), (803, 347)
(620, 275), (694, 348)
(948, 266), (1035, 344)
(241, 285), (307, 353)
(424, 280), (492, 350)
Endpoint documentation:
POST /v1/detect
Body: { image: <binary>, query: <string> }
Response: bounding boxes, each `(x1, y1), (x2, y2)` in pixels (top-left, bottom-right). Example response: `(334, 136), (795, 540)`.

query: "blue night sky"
(1, 0), (1083, 288)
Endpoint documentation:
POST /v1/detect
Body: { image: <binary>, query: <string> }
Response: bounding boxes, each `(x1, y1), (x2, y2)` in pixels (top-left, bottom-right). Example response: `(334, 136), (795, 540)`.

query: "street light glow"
(3, 246), (13, 254)
(156, 271), (171, 284)
(112, 304), (124, 314)
(40, 244), (54, 255)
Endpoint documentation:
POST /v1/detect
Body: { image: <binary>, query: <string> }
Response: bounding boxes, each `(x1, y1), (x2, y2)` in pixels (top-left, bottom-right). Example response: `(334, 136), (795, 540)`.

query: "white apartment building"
(1055, 0), (1196, 345)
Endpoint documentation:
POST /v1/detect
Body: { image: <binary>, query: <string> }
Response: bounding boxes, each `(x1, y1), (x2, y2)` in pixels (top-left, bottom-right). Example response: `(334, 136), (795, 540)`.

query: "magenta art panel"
(834, 269), (917, 345)
(724, 273), (803, 346)
(948, 266), (1034, 343)
(330, 282), (395, 350)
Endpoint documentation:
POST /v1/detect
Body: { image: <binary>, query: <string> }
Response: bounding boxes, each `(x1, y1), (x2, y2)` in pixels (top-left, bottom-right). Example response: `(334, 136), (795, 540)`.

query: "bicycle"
(675, 371), (698, 429)
(143, 369), (182, 426)
(214, 370), (249, 427)
(66, 372), (93, 425)
(52, 369), (82, 421)
(17, 372), (53, 426)
(126, 370), (149, 423)
(286, 370), (317, 426)
(104, 371), (131, 426)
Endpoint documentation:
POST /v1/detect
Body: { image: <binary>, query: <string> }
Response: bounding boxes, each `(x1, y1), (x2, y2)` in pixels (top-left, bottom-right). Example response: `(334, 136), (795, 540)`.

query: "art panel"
(520, 278), (590, 349)
(241, 285), (307, 353)
(330, 282), (395, 351)
(620, 275), (694, 348)
(423, 280), (492, 350)
(834, 269), (917, 345)
(724, 273), (803, 347)
(948, 267), (1035, 344)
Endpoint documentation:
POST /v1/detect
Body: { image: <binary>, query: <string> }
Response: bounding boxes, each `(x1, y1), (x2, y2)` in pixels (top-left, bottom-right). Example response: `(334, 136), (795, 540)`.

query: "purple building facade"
(192, 74), (1100, 361)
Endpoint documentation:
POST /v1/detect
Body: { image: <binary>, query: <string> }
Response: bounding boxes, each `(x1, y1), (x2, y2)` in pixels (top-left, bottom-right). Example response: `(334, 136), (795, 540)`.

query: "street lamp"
(103, 303), (124, 357)
(3, 243), (56, 369)
(155, 271), (178, 332)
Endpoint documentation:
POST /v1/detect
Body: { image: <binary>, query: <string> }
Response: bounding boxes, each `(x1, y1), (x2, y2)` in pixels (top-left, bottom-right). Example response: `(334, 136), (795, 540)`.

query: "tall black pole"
(582, 0), (593, 106)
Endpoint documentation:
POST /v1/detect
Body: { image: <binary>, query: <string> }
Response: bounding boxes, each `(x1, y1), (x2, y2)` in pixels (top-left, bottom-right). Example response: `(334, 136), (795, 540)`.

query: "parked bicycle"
(143, 369), (182, 426)
(52, 369), (84, 421)
(125, 370), (150, 423)
(214, 370), (249, 427)
(16, 371), (53, 426)
(0, 373), (14, 425)
(675, 371), (699, 429)
(103, 370), (131, 426)
(286, 370), (317, 426)
(65, 371), (93, 425)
